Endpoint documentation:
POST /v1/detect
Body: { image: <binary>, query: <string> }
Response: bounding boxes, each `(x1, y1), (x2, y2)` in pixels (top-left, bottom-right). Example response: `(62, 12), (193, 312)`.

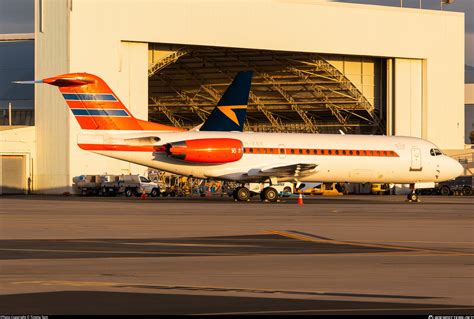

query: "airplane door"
(278, 144), (286, 159)
(410, 147), (422, 171)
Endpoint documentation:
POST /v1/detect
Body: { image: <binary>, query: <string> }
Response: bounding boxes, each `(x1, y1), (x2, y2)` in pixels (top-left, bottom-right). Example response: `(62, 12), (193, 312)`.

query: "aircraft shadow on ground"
(0, 234), (402, 260)
(0, 291), (471, 315)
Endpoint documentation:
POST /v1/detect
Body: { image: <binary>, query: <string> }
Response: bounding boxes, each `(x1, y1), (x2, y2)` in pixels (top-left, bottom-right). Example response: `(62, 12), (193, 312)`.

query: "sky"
(0, 0), (472, 69)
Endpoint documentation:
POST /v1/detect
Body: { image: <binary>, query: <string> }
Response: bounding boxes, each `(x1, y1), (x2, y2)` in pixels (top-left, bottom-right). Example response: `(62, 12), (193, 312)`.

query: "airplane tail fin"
(200, 71), (253, 132)
(40, 73), (182, 131)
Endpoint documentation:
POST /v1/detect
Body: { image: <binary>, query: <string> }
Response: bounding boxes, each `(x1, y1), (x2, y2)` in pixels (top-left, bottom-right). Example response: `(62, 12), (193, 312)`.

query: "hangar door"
(0, 155), (26, 194)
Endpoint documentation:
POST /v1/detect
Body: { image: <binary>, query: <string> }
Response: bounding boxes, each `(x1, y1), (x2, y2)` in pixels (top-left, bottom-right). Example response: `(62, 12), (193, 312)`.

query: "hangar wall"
(326, 56), (381, 110)
(35, 0), (465, 193)
(394, 58), (423, 138)
(35, 0), (70, 193)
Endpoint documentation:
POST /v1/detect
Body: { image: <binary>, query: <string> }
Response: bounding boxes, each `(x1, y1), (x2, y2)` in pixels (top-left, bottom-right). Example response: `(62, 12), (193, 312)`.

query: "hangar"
(0, 0), (467, 194)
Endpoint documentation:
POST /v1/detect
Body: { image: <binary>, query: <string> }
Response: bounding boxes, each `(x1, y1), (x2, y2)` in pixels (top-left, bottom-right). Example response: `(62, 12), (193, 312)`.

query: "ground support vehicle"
(73, 175), (104, 196)
(370, 183), (391, 195)
(436, 175), (473, 196)
(228, 182), (294, 202)
(303, 183), (344, 196)
(73, 174), (164, 197)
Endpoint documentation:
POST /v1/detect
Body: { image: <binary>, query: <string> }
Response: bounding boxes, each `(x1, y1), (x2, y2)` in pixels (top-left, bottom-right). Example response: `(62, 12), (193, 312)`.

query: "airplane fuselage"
(77, 130), (463, 184)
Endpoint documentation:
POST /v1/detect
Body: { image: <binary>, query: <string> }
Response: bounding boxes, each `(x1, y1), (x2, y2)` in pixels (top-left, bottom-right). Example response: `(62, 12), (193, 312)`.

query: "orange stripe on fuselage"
(78, 143), (399, 158)
(243, 147), (399, 157)
(244, 147), (400, 157)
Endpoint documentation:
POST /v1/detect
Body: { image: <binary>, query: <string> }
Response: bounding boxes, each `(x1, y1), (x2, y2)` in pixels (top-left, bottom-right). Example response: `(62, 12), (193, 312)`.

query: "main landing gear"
(260, 187), (279, 203)
(407, 183), (420, 202)
(233, 186), (251, 202)
(232, 185), (279, 202)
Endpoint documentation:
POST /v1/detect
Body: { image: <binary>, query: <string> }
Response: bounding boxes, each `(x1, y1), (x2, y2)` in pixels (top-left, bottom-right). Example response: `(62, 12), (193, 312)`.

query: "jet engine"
(164, 138), (243, 163)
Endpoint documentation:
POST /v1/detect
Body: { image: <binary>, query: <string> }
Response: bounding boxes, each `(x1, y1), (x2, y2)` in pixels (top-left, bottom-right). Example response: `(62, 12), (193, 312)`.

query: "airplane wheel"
(407, 192), (418, 202)
(150, 188), (160, 197)
(439, 186), (450, 196)
(234, 187), (250, 201)
(462, 186), (472, 196)
(124, 188), (133, 197)
(263, 187), (278, 202)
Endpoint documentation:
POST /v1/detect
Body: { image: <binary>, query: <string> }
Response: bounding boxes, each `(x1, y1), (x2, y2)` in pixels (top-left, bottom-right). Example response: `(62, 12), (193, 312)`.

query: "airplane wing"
(248, 163), (318, 179)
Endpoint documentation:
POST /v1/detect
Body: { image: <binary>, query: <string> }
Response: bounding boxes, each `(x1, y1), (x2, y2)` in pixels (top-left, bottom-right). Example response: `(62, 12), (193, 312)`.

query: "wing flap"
(249, 163), (318, 178)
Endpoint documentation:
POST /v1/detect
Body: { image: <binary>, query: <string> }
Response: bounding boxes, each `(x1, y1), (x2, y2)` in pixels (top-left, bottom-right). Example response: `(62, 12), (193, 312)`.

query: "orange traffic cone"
(297, 193), (303, 205)
(140, 191), (147, 200)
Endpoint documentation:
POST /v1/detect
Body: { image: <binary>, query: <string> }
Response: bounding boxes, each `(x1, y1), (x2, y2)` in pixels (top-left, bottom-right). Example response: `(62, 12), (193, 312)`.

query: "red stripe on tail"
(43, 73), (184, 131)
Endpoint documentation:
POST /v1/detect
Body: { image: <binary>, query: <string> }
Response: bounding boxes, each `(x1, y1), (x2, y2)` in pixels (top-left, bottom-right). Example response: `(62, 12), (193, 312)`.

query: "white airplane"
(21, 72), (463, 202)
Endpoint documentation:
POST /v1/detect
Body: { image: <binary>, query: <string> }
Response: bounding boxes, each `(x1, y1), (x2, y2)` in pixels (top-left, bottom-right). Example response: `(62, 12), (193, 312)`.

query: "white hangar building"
(0, 0), (467, 194)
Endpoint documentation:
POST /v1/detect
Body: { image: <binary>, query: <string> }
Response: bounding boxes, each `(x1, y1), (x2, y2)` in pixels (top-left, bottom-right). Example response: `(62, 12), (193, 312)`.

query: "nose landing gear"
(407, 183), (420, 202)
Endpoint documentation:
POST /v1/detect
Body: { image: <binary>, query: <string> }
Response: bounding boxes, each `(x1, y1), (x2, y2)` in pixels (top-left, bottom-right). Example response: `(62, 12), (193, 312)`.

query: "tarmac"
(0, 194), (473, 315)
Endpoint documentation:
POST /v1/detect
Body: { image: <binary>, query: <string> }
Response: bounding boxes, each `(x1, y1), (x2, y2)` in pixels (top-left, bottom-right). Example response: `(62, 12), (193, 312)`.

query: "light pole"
(441, 0), (455, 10)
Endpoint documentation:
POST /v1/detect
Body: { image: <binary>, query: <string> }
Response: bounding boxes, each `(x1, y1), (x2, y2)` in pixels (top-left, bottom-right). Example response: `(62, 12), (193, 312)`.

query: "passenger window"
(291, 149), (295, 154)
(299, 149), (303, 154)
(280, 149), (284, 154)
(306, 149), (310, 155)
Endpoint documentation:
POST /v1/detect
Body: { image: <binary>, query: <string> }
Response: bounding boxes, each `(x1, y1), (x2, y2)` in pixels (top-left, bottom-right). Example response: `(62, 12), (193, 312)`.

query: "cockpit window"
(430, 148), (443, 156)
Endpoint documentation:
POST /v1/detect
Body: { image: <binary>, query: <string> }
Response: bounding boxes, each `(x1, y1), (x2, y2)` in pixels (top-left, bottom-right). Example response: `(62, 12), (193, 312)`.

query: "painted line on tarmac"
(266, 230), (474, 256)
(339, 239), (474, 246)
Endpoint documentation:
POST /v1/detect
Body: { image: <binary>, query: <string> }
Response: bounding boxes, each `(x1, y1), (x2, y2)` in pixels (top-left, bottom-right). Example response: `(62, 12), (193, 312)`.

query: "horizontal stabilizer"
(12, 80), (43, 84)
